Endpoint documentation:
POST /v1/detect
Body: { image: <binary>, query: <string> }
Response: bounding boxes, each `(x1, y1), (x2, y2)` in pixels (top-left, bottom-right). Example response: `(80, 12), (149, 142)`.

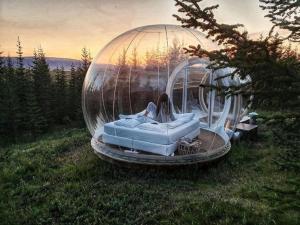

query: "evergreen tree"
(74, 66), (83, 121)
(131, 47), (138, 70)
(68, 63), (77, 120)
(53, 66), (60, 122)
(73, 47), (92, 122)
(260, 0), (300, 42)
(169, 38), (186, 71)
(32, 47), (52, 128)
(173, 0), (300, 111)
(116, 48), (130, 117)
(25, 70), (47, 137)
(5, 56), (20, 142)
(174, 0), (300, 172)
(54, 65), (67, 123)
(0, 51), (7, 142)
(81, 47), (92, 74)
(16, 37), (25, 77)
(15, 37), (28, 130)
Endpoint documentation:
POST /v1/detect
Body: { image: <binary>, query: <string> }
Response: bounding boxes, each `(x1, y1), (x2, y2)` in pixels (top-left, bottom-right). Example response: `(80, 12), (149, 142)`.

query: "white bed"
(102, 113), (200, 156)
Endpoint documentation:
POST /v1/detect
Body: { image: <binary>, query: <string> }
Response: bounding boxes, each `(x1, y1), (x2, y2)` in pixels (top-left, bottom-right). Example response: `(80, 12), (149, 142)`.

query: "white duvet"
(104, 113), (199, 145)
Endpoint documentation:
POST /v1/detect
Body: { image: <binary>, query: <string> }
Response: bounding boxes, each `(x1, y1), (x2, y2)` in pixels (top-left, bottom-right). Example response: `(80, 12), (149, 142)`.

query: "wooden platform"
(195, 129), (226, 152)
(91, 129), (231, 166)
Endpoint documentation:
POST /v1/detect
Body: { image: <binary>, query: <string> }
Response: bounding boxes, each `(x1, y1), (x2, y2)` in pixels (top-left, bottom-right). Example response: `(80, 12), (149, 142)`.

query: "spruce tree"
(0, 51), (7, 142)
(5, 56), (20, 142)
(53, 66), (60, 123)
(15, 37), (28, 131)
(174, 0), (300, 173)
(54, 65), (67, 123)
(173, 0), (300, 111)
(68, 63), (77, 121)
(74, 66), (83, 121)
(131, 47), (138, 70)
(74, 48), (92, 123)
(32, 47), (52, 128)
(25, 70), (47, 137)
(81, 47), (92, 74)
(116, 49), (129, 117)
(60, 66), (67, 122)
(259, 0), (300, 42)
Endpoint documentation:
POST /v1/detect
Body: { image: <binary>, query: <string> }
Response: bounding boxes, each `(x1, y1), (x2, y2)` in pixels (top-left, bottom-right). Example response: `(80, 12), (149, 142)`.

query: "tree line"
(0, 38), (91, 144)
(174, 0), (300, 172)
(174, 0), (300, 111)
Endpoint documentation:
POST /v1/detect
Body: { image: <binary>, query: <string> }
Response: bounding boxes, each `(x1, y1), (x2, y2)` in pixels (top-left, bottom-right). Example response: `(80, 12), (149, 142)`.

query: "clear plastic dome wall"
(83, 25), (218, 136)
(82, 24), (245, 163)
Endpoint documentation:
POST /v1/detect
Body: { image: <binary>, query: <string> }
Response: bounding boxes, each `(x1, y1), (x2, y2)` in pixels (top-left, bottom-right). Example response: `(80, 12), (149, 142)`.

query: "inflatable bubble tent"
(82, 24), (250, 165)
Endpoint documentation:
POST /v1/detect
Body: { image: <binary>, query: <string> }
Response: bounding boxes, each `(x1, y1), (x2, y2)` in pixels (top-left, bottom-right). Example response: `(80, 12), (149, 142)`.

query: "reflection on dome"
(82, 24), (248, 165)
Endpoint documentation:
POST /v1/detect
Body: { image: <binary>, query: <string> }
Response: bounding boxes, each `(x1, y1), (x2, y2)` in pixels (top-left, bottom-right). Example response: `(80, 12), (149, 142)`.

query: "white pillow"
(119, 114), (136, 119)
(166, 115), (194, 129)
(136, 115), (156, 123)
(115, 118), (142, 128)
(137, 122), (166, 133)
(119, 110), (146, 119)
(174, 113), (195, 120)
(165, 119), (186, 129)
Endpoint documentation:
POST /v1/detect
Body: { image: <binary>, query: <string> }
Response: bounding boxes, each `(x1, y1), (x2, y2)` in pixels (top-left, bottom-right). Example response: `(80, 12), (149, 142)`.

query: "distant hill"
(10, 57), (81, 71)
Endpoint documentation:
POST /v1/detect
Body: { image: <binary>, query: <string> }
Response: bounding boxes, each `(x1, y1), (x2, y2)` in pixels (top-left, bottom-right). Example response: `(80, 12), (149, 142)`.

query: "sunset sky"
(0, 0), (275, 59)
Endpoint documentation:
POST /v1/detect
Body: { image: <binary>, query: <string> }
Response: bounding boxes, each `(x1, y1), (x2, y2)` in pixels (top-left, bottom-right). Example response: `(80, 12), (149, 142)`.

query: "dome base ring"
(91, 130), (231, 166)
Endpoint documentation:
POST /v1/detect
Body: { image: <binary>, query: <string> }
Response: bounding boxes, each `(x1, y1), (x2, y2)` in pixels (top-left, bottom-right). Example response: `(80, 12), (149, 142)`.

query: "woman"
(143, 93), (176, 123)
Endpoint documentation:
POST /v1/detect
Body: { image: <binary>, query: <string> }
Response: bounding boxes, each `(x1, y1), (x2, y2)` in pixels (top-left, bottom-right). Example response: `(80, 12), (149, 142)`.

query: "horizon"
(0, 0), (284, 60)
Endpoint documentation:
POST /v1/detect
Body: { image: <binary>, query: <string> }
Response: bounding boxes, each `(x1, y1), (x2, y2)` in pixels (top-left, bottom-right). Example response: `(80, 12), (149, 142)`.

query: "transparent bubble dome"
(82, 24), (247, 158)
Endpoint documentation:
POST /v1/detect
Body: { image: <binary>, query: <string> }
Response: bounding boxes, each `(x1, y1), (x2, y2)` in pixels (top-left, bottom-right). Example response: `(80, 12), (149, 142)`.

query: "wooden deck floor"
(196, 129), (225, 152)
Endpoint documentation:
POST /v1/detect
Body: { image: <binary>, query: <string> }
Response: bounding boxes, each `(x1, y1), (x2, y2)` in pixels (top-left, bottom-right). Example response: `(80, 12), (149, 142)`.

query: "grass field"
(0, 127), (299, 225)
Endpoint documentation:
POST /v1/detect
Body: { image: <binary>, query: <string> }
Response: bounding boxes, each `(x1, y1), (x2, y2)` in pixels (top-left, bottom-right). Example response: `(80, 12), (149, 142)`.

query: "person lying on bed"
(143, 93), (176, 123)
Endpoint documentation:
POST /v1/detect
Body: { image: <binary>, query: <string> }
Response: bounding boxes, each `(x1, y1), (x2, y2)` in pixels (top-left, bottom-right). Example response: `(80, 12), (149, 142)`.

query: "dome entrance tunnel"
(82, 25), (248, 165)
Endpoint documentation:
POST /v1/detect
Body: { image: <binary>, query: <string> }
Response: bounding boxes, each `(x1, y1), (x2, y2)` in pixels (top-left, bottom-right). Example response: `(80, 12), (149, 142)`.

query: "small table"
(236, 123), (258, 141)
(240, 116), (250, 124)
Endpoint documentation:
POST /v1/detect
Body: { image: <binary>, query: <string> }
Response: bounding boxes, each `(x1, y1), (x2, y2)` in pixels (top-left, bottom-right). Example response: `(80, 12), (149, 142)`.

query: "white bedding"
(104, 118), (199, 145)
(102, 113), (200, 156)
(114, 118), (143, 128)
(103, 127), (200, 156)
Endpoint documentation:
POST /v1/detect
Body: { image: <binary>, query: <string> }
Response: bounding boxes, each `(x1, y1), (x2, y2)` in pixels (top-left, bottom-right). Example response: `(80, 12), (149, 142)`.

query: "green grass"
(0, 128), (299, 225)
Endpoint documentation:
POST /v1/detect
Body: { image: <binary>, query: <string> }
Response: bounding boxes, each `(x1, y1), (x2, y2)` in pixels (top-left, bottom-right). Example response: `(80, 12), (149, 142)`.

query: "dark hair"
(156, 93), (172, 116)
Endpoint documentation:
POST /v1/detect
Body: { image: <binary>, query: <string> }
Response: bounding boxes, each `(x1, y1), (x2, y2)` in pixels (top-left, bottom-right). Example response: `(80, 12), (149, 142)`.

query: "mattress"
(103, 133), (177, 156)
(104, 118), (199, 145)
(103, 126), (200, 156)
